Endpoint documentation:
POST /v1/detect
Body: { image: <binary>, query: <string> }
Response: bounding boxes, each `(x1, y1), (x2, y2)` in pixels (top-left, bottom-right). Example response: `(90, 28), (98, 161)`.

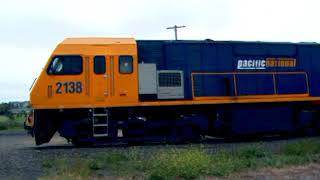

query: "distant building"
(8, 101), (30, 114)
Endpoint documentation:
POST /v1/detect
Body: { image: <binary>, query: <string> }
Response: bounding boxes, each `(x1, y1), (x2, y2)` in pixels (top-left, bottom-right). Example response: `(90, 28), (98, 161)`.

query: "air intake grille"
(158, 72), (182, 87)
(157, 70), (184, 99)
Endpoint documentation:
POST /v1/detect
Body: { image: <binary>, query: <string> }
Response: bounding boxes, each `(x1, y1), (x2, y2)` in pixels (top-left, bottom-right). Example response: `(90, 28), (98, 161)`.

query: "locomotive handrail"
(191, 71), (309, 99)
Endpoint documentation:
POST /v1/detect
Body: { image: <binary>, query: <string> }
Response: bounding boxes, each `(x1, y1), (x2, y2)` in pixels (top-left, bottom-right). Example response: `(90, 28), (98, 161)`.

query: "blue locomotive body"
(134, 40), (320, 137)
(137, 40), (320, 99)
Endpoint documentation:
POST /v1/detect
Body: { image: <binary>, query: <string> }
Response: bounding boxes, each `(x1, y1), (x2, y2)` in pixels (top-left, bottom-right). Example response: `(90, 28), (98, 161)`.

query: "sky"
(0, 0), (320, 102)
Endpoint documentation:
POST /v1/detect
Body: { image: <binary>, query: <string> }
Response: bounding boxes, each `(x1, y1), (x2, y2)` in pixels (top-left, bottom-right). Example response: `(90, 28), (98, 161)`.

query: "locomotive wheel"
(168, 125), (201, 144)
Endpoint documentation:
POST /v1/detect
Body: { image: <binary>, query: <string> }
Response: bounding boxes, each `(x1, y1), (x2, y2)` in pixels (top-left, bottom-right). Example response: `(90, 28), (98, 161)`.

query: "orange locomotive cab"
(30, 38), (139, 109)
(29, 38), (139, 145)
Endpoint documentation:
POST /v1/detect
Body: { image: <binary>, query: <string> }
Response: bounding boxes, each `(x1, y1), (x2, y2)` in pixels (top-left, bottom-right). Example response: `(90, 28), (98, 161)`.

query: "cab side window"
(47, 55), (82, 75)
(119, 55), (133, 74)
(94, 56), (106, 74)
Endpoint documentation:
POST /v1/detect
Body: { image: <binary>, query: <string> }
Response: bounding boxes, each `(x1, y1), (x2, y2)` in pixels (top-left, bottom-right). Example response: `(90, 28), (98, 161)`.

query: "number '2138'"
(56, 81), (82, 94)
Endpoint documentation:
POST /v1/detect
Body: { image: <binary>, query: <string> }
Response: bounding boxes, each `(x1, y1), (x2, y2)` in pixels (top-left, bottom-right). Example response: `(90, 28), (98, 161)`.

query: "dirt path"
(0, 130), (319, 180)
(0, 130), (62, 179)
(232, 164), (320, 180)
(0, 130), (110, 180)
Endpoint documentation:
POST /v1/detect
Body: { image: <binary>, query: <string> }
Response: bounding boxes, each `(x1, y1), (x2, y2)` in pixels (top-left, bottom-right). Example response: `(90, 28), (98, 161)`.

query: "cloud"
(0, 82), (30, 102)
(0, 0), (231, 46)
(1, 0), (320, 102)
(219, 0), (320, 42)
(0, 46), (51, 102)
(0, 46), (50, 81)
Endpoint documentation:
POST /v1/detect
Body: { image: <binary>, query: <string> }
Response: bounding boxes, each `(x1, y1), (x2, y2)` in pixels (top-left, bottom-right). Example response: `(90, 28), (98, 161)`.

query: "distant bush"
(0, 103), (11, 116)
(0, 115), (24, 130)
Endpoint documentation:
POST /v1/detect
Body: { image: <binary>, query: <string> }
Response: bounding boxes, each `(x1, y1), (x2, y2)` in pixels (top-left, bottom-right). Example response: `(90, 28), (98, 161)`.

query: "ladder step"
(92, 109), (109, 138)
(93, 134), (108, 137)
(93, 124), (108, 127)
(93, 114), (108, 116)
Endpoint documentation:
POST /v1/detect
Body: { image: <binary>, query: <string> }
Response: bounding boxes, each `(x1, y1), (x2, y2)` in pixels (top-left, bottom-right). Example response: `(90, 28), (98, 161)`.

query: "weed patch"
(282, 139), (320, 156)
(41, 139), (320, 179)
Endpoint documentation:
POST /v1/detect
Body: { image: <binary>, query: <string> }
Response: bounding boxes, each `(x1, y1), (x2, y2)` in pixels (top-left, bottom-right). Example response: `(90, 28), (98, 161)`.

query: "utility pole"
(166, 25), (186, 40)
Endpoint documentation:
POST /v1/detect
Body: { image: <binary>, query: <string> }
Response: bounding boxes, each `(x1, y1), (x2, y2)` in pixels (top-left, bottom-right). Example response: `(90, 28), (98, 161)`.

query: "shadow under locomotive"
(33, 133), (320, 150)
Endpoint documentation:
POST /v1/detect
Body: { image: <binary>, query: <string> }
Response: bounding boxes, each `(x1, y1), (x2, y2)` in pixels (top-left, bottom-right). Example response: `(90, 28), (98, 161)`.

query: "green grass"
(143, 148), (212, 179)
(283, 139), (320, 156)
(40, 139), (320, 180)
(0, 115), (25, 130)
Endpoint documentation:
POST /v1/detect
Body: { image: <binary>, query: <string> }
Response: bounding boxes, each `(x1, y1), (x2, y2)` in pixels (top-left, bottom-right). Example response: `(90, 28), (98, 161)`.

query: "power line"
(166, 25), (186, 40)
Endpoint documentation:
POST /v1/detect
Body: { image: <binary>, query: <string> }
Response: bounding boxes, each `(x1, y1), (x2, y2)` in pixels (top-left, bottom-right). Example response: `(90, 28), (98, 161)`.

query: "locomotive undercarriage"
(30, 102), (320, 146)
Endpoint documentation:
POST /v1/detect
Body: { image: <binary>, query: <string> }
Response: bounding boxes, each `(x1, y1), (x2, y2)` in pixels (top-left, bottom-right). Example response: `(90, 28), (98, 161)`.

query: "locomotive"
(25, 38), (320, 145)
